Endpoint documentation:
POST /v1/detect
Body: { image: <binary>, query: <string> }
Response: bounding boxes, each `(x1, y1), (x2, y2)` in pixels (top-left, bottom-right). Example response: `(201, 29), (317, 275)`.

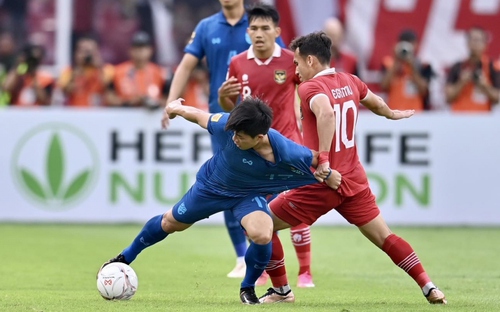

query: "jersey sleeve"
(351, 74), (368, 100)
(227, 57), (237, 80)
(297, 81), (327, 111)
(184, 20), (206, 60)
(207, 112), (230, 135)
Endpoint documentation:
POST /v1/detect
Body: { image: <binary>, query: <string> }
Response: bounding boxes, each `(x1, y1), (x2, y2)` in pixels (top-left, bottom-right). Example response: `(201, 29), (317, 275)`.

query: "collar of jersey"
(217, 11), (248, 25)
(247, 43), (282, 65)
(313, 67), (336, 78)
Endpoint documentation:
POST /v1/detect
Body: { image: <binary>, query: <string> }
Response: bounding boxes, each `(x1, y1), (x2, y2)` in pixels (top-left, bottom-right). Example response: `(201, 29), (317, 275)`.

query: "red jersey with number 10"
(297, 68), (369, 197)
(228, 44), (302, 143)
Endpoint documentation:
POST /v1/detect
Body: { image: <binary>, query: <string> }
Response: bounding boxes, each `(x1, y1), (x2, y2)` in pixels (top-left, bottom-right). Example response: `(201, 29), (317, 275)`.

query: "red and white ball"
(97, 263), (138, 300)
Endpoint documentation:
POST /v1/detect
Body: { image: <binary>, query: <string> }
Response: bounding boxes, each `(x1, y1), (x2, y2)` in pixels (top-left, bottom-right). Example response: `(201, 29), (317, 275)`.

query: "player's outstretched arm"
(361, 90), (415, 120)
(162, 98), (210, 130)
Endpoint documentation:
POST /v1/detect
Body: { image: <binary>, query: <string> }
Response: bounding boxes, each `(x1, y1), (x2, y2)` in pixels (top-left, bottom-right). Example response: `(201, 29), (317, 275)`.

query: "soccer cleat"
(98, 254), (129, 273)
(259, 287), (295, 303)
(425, 288), (447, 304)
(256, 271), (269, 286)
(297, 271), (315, 288)
(240, 287), (260, 305)
(227, 262), (246, 278)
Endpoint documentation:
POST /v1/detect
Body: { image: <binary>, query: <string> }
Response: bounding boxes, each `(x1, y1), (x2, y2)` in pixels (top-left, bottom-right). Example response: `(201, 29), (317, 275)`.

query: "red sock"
(266, 232), (289, 287)
(382, 234), (431, 288)
(290, 223), (311, 275)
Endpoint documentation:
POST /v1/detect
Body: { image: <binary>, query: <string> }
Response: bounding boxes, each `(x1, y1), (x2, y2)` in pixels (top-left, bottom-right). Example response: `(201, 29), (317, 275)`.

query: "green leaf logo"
(47, 134), (64, 197)
(12, 123), (99, 210)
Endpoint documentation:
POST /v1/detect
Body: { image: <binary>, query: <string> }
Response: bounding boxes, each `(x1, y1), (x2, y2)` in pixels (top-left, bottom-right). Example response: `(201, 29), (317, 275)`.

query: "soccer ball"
(97, 263), (138, 300)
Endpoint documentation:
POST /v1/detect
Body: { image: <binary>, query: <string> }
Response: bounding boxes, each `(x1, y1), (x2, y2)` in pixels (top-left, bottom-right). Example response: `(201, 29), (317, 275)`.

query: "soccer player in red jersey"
(258, 32), (447, 305)
(218, 4), (314, 288)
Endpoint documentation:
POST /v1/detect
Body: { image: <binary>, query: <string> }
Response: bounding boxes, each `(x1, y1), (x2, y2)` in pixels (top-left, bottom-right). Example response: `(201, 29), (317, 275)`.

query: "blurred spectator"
(380, 30), (433, 111)
(445, 27), (500, 112)
(181, 62), (209, 112)
(0, 31), (17, 106)
(323, 17), (358, 75)
(2, 43), (53, 105)
(58, 36), (114, 106)
(105, 31), (168, 108)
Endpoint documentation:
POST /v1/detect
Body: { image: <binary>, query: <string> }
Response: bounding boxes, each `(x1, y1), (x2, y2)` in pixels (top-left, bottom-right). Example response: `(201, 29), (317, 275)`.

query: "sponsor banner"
(1, 108), (499, 225)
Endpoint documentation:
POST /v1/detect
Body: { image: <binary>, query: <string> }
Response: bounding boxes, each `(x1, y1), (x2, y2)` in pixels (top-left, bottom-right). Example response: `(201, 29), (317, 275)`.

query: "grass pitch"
(1, 224), (499, 312)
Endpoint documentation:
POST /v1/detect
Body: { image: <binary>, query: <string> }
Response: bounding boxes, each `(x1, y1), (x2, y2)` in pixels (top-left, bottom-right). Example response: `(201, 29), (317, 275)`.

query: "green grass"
(1, 224), (499, 312)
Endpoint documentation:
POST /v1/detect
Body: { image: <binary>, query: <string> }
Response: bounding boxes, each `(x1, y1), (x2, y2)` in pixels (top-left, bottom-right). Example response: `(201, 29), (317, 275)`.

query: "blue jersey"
(196, 113), (318, 197)
(185, 11), (285, 114)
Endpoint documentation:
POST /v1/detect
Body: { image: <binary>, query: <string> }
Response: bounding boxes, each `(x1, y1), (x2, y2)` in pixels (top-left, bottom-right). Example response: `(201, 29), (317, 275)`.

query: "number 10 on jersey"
(332, 100), (357, 152)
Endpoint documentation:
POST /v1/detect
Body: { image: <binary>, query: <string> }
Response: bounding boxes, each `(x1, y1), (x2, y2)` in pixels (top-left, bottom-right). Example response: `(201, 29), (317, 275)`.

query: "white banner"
(1, 108), (499, 225)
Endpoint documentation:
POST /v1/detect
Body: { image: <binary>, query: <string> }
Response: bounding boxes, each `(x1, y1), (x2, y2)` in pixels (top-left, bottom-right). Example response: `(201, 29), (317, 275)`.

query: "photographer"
(445, 27), (500, 112)
(58, 36), (114, 106)
(380, 30), (433, 111)
(2, 44), (53, 106)
(105, 31), (168, 109)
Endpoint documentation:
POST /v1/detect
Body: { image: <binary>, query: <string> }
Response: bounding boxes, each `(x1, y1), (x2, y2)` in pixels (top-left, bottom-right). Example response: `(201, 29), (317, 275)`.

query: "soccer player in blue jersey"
(165, 0), (285, 278)
(100, 97), (341, 304)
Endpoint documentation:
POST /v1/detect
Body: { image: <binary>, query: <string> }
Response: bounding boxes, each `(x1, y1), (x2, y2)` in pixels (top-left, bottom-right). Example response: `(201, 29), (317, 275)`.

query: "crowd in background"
(0, 0), (498, 112)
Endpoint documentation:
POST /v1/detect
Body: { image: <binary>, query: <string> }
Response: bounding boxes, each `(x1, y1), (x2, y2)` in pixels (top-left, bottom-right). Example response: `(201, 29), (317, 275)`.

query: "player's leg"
(224, 210), (248, 278)
(339, 188), (447, 304)
(260, 185), (341, 303)
(233, 195), (274, 304)
(99, 183), (226, 268)
(290, 223), (314, 288)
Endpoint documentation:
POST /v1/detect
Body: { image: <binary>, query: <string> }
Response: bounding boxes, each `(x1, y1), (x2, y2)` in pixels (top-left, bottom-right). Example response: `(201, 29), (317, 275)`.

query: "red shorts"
(270, 184), (380, 227)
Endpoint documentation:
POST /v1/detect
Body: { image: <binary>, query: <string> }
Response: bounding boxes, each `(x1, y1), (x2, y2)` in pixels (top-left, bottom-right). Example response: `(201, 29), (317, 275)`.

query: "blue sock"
(224, 210), (247, 257)
(241, 241), (272, 288)
(121, 214), (168, 263)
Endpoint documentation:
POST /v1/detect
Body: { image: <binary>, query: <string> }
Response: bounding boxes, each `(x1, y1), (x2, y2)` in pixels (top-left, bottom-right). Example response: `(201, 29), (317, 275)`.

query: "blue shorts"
(172, 182), (271, 224)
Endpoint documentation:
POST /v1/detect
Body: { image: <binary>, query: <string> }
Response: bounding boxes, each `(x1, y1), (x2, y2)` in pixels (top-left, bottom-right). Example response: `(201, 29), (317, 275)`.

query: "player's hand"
(314, 162), (331, 182)
(218, 77), (241, 98)
(324, 169), (342, 190)
(386, 109), (415, 120)
(161, 98), (184, 129)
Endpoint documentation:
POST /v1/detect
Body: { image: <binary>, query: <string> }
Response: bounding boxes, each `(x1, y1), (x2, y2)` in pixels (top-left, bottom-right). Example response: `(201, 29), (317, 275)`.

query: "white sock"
(422, 282), (436, 295)
(236, 256), (245, 264)
(273, 284), (291, 295)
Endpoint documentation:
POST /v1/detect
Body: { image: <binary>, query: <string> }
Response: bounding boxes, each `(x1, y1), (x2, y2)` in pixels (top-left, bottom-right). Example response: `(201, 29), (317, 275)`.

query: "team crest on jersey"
(274, 70), (287, 84)
(211, 113), (223, 122)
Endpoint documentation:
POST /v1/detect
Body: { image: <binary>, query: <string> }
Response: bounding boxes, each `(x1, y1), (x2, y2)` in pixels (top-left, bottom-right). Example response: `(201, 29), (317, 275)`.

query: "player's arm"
(361, 90), (414, 120)
(162, 98), (210, 129)
(310, 94), (335, 179)
(166, 54), (199, 104)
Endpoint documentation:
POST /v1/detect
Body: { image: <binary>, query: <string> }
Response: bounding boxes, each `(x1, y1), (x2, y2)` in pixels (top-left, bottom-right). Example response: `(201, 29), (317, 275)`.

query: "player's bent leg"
(259, 232), (295, 304)
(224, 210), (248, 278)
(358, 214), (447, 304)
(238, 210), (273, 304)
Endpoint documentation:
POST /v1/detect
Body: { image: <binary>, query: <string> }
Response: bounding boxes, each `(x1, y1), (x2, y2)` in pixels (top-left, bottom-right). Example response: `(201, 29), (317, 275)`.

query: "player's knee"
(161, 211), (187, 234)
(247, 228), (273, 245)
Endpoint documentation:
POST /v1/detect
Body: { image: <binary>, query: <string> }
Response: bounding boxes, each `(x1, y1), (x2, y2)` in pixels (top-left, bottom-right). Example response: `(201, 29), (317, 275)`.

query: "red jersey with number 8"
(298, 68), (369, 197)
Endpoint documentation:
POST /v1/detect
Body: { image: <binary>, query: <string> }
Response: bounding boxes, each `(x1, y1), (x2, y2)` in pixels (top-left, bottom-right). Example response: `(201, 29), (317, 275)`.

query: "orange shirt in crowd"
(111, 61), (165, 104)
(11, 71), (54, 106)
(58, 65), (114, 106)
(446, 56), (500, 112)
(382, 56), (433, 111)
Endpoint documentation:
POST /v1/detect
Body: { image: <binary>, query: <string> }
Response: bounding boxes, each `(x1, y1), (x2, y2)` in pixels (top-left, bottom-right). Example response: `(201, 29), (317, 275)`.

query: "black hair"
(289, 31), (332, 65)
(225, 97), (273, 137)
(247, 3), (280, 25)
(398, 29), (418, 42)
